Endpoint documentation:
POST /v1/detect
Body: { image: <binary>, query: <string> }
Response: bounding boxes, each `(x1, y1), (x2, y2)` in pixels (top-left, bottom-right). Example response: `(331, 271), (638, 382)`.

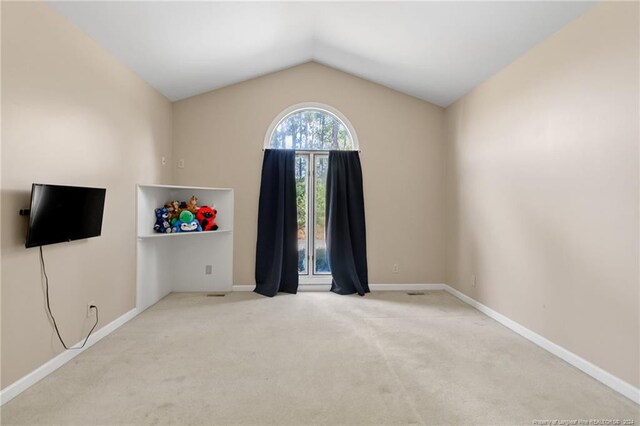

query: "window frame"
(263, 102), (360, 152)
(296, 151), (331, 277)
(295, 153), (310, 276)
(294, 151), (332, 284)
(265, 103), (359, 285)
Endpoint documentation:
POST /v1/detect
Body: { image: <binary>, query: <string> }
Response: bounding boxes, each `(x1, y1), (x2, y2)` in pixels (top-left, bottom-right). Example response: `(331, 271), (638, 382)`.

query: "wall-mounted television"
(25, 184), (106, 248)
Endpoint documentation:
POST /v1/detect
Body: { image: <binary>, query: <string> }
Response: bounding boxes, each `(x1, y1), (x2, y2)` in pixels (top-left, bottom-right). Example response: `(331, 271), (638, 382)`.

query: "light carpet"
(2, 291), (638, 425)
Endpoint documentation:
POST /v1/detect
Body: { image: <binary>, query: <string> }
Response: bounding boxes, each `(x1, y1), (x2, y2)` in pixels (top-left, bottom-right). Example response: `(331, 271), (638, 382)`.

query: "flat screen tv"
(25, 184), (106, 248)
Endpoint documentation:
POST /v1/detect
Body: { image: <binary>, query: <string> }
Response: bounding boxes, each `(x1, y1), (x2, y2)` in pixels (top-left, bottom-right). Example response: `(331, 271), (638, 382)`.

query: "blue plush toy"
(172, 210), (202, 233)
(154, 208), (173, 233)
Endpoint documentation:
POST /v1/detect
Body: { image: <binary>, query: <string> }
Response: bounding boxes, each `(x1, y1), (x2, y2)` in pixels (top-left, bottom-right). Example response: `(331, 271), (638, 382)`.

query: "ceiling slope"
(48, 1), (595, 106)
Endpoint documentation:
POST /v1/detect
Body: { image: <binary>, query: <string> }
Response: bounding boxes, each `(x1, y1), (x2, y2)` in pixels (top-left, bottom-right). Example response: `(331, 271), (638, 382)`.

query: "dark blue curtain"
(326, 151), (369, 296)
(254, 149), (299, 297)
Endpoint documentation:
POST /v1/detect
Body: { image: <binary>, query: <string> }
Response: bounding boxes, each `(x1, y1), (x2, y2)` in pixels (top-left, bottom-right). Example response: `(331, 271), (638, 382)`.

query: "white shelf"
(138, 184), (233, 191)
(138, 229), (232, 239)
(136, 184), (234, 311)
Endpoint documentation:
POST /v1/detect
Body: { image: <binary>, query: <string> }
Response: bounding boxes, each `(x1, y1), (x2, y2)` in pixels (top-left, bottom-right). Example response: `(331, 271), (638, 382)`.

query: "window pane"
(271, 109), (353, 151)
(295, 155), (308, 274)
(314, 155), (330, 274)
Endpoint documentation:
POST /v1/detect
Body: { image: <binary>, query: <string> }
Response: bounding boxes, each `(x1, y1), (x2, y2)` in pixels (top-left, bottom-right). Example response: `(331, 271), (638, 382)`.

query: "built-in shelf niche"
(136, 184), (234, 311)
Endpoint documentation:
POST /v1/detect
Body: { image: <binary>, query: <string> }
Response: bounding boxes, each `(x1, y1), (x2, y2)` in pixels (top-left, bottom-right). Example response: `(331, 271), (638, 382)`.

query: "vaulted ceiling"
(48, 1), (595, 107)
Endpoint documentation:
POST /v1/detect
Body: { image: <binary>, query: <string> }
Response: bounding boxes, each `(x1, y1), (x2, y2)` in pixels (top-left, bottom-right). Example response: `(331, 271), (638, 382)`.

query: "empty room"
(1, 0), (638, 425)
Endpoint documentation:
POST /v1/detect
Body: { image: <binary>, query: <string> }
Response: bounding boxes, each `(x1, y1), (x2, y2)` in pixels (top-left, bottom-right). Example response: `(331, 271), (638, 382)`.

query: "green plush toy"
(179, 210), (194, 223)
(171, 209), (202, 233)
(172, 210), (194, 225)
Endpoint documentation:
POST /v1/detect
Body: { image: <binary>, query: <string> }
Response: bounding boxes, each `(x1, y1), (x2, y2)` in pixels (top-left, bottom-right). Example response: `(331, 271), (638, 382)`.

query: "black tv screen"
(25, 184), (106, 248)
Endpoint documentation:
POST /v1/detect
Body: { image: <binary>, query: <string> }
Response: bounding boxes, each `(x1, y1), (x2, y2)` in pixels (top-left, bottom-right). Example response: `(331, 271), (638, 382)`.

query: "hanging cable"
(39, 246), (99, 350)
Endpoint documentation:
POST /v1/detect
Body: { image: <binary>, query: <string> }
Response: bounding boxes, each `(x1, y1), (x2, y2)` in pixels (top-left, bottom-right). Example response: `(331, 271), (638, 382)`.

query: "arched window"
(264, 103), (359, 151)
(264, 103), (358, 282)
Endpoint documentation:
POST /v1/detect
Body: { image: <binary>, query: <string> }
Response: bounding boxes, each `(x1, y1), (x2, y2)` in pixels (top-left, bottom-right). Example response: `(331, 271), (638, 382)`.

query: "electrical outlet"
(161, 156), (167, 166)
(205, 265), (213, 275)
(392, 263), (399, 273)
(87, 301), (95, 317)
(177, 159), (185, 169)
(472, 275), (477, 288)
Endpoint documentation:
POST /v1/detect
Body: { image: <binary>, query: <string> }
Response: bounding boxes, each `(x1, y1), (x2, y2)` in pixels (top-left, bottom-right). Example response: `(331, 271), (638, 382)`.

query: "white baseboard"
(0, 307), (139, 406)
(371, 283), (446, 291)
(234, 284), (335, 292)
(232, 283), (447, 292)
(442, 285), (640, 405)
(232, 285), (254, 291)
(234, 282), (639, 404)
(3, 284), (637, 406)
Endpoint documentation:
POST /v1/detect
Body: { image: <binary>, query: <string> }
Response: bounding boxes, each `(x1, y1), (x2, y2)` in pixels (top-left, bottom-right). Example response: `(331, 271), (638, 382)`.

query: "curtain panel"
(325, 151), (370, 296)
(254, 149), (299, 297)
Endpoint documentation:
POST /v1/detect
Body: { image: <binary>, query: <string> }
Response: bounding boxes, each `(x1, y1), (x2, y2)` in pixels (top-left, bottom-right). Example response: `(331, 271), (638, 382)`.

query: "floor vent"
(206, 293), (226, 297)
(406, 292), (425, 296)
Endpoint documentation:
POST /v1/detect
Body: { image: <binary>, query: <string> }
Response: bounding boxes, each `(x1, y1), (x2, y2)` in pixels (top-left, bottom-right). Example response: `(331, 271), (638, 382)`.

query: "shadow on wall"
(313, 40), (448, 106)
(3, 189), (32, 248)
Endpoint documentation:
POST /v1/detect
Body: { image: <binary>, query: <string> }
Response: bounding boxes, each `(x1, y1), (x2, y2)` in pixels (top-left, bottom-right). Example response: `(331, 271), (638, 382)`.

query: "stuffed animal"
(164, 201), (180, 221)
(153, 208), (173, 233)
(186, 195), (199, 214)
(172, 210), (202, 233)
(178, 210), (193, 222)
(196, 206), (219, 231)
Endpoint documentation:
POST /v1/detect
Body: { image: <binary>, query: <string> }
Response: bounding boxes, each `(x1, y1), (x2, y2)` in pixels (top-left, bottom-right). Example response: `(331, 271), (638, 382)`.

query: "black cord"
(39, 246), (99, 350)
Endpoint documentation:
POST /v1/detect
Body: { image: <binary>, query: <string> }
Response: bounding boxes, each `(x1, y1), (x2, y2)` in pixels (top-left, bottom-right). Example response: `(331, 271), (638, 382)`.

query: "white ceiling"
(48, 1), (595, 107)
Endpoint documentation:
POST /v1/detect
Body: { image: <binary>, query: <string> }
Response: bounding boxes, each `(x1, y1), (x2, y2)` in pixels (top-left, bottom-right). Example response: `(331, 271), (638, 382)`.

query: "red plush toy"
(196, 206), (219, 231)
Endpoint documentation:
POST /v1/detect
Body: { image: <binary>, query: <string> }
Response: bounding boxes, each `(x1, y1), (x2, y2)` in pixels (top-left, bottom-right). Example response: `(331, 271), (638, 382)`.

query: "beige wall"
(2, 0), (637, 399)
(0, 0), (4, 391)
(1, 2), (173, 388)
(445, 1), (639, 388)
(173, 62), (446, 286)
